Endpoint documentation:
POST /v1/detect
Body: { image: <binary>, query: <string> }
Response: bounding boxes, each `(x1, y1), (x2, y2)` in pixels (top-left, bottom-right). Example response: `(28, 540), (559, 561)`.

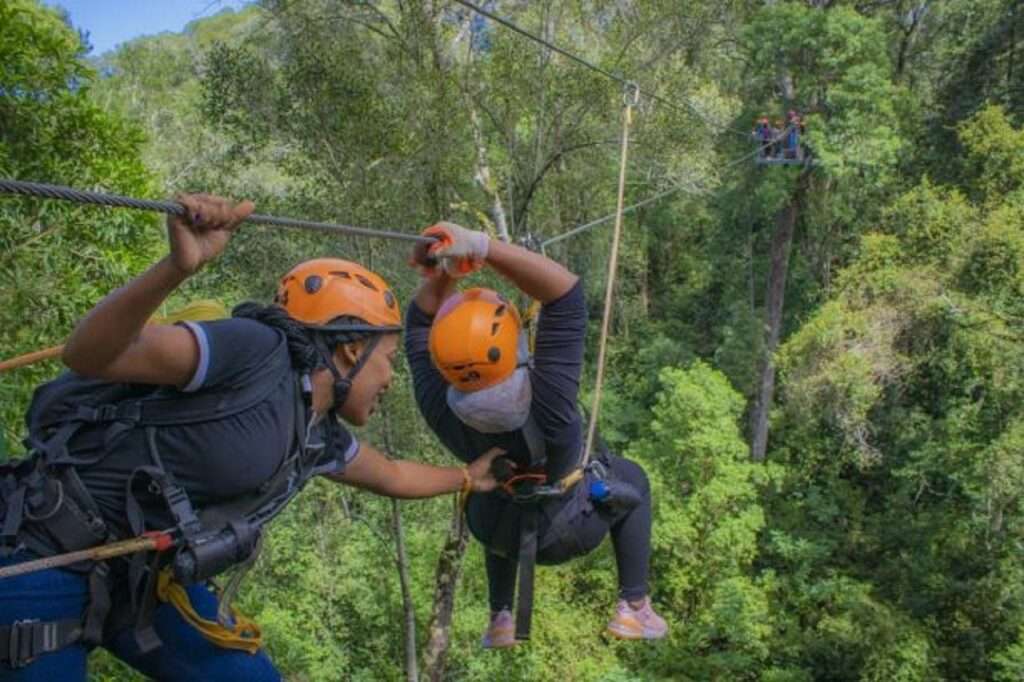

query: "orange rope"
(0, 345), (63, 372)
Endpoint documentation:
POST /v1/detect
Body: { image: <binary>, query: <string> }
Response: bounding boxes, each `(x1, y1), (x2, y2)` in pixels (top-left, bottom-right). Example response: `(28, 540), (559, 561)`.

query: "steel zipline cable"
(450, 0), (752, 139)
(541, 182), (703, 249)
(0, 179), (434, 245)
(540, 124), (804, 248)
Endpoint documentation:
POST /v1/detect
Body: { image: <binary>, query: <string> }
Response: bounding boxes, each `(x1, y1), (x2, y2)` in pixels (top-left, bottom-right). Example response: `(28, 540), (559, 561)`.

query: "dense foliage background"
(2, 0), (1022, 679)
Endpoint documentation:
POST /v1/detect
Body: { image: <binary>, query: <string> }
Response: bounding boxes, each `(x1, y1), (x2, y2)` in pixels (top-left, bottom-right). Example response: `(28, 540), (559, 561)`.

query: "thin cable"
(581, 87), (637, 468)
(451, 0), (750, 139)
(542, 181), (702, 247)
(541, 124), (802, 246)
(193, 0), (224, 20)
(0, 179), (433, 244)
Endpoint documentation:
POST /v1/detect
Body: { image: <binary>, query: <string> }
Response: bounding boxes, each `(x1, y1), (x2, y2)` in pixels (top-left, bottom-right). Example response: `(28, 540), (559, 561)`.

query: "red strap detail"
(143, 531), (175, 552)
(501, 473), (547, 496)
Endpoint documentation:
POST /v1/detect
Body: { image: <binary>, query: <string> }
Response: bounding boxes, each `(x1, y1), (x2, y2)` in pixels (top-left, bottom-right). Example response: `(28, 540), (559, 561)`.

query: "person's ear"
(333, 341), (364, 371)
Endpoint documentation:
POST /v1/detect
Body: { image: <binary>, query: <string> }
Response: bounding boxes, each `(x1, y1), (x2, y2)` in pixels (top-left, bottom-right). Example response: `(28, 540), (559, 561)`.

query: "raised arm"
(420, 222), (578, 303)
(62, 194), (253, 385)
(484, 239), (577, 304)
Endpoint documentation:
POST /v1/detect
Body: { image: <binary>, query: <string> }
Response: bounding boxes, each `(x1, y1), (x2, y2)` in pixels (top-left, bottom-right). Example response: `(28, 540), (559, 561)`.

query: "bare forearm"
(485, 239), (577, 303)
(334, 443), (465, 499)
(381, 460), (466, 499)
(63, 256), (188, 374)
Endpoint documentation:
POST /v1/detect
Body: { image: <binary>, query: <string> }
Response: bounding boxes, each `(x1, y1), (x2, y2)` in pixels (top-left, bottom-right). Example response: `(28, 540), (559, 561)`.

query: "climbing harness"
(0, 331), (325, 663)
(488, 416), (622, 642)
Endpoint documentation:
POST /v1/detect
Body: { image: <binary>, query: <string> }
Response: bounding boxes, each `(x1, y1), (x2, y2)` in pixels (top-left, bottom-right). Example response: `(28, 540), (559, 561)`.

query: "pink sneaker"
(481, 609), (517, 649)
(606, 597), (668, 640)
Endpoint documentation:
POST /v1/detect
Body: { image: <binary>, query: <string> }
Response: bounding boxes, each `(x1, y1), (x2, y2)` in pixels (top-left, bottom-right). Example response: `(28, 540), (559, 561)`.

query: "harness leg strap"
(0, 619), (82, 669)
(82, 562), (111, 646)
(1, 487), (26, 553)
(514, 507), (538, 641)
(132, 552), (163, 654)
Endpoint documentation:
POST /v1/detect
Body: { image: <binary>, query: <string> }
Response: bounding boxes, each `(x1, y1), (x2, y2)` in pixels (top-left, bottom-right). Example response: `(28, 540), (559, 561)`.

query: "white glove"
(423, 222), (490, 277)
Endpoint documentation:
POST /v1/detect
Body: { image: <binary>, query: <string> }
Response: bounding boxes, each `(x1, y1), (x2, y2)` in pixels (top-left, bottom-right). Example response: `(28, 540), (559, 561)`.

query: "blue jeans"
(0, 552), (280, 681)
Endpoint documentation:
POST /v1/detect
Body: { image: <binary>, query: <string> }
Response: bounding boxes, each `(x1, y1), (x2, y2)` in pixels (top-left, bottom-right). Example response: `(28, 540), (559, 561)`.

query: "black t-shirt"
(70, 318), (359, 537)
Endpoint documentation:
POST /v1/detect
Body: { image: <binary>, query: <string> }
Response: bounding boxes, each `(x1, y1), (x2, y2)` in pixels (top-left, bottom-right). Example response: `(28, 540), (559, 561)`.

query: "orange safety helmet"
(429, 288), (522, 392)
(275, 258), (402, 332)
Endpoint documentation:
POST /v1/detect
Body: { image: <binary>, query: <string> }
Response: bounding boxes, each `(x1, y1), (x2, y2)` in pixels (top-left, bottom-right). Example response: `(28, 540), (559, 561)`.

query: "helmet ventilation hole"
(304, 275), (323, 294)
(355, 274), (379, 291)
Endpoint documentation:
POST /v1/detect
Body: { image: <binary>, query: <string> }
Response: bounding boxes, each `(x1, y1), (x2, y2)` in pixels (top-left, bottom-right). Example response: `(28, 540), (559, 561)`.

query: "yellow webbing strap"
(557, 468), (585, 493)
(156, 568), (263, 654)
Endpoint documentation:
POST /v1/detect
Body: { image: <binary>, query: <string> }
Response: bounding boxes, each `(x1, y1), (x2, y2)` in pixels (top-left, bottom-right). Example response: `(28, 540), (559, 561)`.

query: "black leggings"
(484, 454), (652, 611)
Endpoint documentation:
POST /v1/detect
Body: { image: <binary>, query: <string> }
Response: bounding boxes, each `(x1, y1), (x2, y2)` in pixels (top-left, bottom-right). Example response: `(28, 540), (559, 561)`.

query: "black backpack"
(0, 328), (328, 657)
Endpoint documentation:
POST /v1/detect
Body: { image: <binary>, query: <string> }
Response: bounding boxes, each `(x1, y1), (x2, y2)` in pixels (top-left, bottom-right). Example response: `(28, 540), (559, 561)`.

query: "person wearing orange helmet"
(406, 222), (667, 647)
(0, 194), (499, 679)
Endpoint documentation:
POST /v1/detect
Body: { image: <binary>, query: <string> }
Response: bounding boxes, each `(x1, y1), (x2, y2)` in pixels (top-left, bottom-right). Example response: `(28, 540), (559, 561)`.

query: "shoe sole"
(481, 632), (518, 649)
(606, 624), (667, 641)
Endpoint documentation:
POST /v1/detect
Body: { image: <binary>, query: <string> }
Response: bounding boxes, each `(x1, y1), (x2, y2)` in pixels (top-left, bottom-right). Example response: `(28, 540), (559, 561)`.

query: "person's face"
(333, 333), (400, 426)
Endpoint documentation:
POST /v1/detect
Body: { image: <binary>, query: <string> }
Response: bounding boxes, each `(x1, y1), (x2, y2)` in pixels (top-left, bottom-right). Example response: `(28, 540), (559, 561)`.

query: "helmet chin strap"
(314, 334), (383, 413)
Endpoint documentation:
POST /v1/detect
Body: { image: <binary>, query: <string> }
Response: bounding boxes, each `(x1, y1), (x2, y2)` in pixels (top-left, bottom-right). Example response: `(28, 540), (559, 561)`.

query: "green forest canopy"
(1, 0), (1023, 680)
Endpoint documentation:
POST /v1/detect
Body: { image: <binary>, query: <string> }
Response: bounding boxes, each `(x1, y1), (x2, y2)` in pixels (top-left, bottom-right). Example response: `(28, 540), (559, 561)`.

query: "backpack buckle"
(6, 619), (40, 668)
(86, 403), (140, 423)
(93, 405), (119, 422)
(164, 485), (201, 536)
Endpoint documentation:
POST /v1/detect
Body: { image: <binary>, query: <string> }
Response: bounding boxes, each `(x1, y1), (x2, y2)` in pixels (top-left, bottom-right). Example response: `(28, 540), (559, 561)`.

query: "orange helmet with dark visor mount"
(429, 288), (522, 393)
(275, 258), (402, 333)
(274, 258), (403, 414)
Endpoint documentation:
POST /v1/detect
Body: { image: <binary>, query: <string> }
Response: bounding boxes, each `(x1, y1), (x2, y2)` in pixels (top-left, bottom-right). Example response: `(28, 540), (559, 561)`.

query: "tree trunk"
(1009, 0), (1018, 94)
(379, 405), (418, 681)
(469, 107), (511, 241)
(749, 61), (801, 462)
(392, 499), (418, 682)
(419, 500), (470, 682)
(895, 2), (928, 83)
(749, 195), (798, 461)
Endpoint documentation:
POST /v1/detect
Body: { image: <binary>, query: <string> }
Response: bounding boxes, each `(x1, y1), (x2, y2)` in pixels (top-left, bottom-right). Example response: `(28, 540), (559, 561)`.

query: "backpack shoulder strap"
(135, 335), (292, 427)
(35, 333), (294, 469)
